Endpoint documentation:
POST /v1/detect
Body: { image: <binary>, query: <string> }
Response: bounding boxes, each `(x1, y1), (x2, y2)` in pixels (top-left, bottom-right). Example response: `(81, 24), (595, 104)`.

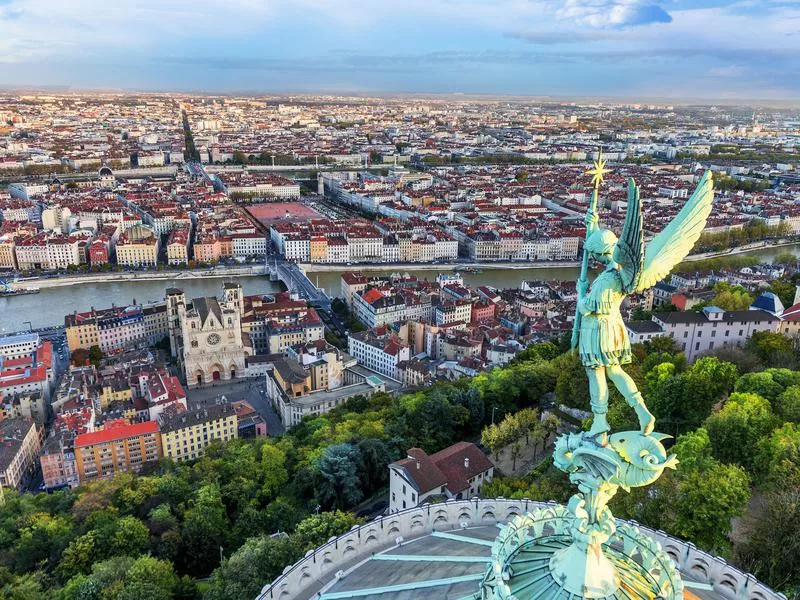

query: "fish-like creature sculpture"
(608, 431), (678, 490)
(553, 430), (677, 491)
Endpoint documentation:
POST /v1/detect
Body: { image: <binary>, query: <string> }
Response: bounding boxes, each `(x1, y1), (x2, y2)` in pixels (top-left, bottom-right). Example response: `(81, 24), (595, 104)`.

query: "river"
(3, 243), (799, 333)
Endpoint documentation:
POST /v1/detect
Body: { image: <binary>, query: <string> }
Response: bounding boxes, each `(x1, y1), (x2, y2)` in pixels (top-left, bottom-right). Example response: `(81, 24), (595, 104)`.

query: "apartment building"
(74, 421), (162, 483)
(232, 233), (267, 258)
(166, 228), (190, 265)
(435, 300), (472, 326)
(0, 334), (55, 403)
(0, 236), (16, 269)
(65, 303), (168, 353)
(40, 430), (79, 490)
(159, 403), (238, 462)
(0, 418), (42, 491)
(348, 330), (410, 380)
(115, 227), (160, 267)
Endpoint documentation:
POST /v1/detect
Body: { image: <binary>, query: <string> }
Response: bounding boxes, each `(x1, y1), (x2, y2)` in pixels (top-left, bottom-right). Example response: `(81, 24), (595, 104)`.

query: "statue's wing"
(613, 178), (644, 294)
(636, 170), (714, 292)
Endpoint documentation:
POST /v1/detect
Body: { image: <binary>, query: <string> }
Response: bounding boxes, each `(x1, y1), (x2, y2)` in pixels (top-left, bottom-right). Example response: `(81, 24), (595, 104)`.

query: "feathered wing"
(613, 178), (644, 293)
(635, 170), (715, 292)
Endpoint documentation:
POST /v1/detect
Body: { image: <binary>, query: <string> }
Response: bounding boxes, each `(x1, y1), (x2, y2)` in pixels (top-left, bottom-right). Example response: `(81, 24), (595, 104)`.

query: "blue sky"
(0, 0), (798, 100)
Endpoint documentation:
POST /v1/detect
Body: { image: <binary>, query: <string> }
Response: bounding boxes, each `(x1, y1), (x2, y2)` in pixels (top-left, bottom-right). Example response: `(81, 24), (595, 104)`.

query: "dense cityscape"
(0, 92), (799, 600)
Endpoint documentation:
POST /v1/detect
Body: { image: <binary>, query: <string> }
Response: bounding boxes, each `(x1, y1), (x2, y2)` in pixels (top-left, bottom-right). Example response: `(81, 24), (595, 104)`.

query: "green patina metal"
(482, 159), (715, 599)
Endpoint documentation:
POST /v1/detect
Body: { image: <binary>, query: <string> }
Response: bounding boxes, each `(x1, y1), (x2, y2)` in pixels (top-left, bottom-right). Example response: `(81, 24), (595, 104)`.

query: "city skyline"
(0, 0), (798, 100)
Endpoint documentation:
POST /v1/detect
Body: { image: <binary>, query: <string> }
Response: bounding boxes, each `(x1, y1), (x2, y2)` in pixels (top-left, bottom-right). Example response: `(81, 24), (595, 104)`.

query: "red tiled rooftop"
(74, 420), (158, 447)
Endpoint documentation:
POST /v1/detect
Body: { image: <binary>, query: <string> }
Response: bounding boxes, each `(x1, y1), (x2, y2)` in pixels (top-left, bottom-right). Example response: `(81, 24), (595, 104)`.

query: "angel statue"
(572, 166), (714, 445)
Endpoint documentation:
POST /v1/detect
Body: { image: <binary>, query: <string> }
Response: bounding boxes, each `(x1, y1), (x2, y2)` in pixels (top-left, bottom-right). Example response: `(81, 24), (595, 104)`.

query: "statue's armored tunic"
(578, 268), (631, 368)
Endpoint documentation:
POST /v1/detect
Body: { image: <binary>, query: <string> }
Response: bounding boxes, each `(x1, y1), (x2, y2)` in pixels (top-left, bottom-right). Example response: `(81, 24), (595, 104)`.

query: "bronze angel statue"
(573, 169), (714, 445)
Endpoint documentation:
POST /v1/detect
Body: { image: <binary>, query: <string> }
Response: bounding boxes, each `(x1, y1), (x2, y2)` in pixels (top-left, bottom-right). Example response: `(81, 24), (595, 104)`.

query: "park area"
(245, 202), (323, 225)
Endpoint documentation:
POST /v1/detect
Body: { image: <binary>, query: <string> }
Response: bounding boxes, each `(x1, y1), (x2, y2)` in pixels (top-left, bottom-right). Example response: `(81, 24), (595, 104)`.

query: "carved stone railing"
(257, 498), (785, 600)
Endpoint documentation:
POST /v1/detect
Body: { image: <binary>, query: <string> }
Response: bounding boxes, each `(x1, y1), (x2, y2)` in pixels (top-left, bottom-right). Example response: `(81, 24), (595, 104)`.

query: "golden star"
(586, 150), (609, 188)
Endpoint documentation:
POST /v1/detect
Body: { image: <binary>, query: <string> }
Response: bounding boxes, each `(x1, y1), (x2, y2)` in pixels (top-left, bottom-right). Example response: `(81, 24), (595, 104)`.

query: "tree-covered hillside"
(1, 334), (799, 599)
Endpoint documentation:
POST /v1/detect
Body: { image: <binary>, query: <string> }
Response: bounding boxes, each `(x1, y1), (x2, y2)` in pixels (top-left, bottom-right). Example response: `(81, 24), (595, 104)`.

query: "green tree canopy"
(705, 392), (778, 471)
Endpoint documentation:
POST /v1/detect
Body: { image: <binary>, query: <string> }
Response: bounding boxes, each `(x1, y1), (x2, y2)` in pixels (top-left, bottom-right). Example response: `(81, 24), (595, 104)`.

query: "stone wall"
(257, 498), (785, 600)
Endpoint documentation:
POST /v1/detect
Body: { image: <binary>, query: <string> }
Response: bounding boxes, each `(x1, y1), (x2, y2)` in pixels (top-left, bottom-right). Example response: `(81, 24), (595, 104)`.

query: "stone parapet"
(257, 498), (784, 600)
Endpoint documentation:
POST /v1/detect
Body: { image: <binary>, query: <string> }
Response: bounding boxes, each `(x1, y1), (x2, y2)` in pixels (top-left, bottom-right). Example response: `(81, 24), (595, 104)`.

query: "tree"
(260, 444), (288, 500)
(553, 352), (590, 411)
(62, 556), (179, 600)
(14, 512), (73, 574)
(291, 511), (359, 553)
(87, 346), (103, 366)
(707, 282), (753, 311)
(514, 408), (540, 446)
(736, 488), (800, 593)
(481, 423), (508, 461)
(746, 331), (795, 368)
(314, 444), (363, 510)
(767, 278), (797, 309)
(0, 571), (52, 600)
(775, 385), (800, 422)
(70, 348), (90, 366)
(663, 462), (750, 554)
(509, 440), (523, 472)
(110, 516), (149, 555)
(178, 484), (229, 576)
(356, 438), (394, 495)
(735, 371), (784, 402)
(649, 357), (738, 435)
(754, 423), (800, 489)
(705, 392), (778, 471)
(670, 428), (716, 472)
(58, 532), (100, 579)
(203, 535), (299, 600)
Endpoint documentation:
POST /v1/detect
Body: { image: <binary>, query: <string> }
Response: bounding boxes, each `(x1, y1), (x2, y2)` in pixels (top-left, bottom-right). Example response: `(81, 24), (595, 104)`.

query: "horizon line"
(1, 85), (799, 108)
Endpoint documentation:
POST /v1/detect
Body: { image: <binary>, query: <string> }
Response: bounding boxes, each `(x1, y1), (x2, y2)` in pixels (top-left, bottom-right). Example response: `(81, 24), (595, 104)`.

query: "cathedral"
(167, 283), (251, 388)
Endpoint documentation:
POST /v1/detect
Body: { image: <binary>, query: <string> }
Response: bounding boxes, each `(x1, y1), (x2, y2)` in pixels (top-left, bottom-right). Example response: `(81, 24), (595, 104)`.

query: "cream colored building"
(0, 237), (16, 270)
(115, 225), (159, 267)
(159, 403), (238, 462)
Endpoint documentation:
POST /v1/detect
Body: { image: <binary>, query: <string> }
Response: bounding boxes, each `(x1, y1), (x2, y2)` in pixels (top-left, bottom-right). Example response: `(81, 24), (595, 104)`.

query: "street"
(186, 377), (285, 436)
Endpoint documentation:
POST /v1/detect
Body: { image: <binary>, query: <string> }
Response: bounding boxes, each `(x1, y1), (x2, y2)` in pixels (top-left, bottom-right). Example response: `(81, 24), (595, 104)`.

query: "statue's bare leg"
(606, 364), (655, 435)
(586, 367), (610, 444)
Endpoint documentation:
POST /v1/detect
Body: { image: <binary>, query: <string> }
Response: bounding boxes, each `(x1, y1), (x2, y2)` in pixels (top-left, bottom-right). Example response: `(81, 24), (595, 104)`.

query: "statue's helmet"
(585, 229), (618, 257)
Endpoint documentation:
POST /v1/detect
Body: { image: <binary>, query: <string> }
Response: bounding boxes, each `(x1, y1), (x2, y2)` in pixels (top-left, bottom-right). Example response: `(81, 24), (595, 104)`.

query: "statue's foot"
(588, 414), (610, 447)
(635, 404), (655, 435)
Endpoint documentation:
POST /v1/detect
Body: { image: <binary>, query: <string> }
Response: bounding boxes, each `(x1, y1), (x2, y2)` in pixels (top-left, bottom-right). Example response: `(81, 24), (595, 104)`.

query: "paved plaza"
(186, 377), (285, 436)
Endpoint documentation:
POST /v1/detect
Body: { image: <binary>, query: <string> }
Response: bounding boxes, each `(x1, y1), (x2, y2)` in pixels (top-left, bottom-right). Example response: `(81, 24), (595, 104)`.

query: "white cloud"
(556, 0), (672, 28)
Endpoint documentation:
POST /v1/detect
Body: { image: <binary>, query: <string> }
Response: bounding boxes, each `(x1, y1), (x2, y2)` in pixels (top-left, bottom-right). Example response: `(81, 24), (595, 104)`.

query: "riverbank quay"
(10, 265), (265, 290)
(300, 260), (581, 273)
(6, 237), (799, 291)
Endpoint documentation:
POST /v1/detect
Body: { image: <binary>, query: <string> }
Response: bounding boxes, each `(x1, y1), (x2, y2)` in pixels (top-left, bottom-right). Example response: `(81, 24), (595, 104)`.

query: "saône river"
(2, 243), (798, 334)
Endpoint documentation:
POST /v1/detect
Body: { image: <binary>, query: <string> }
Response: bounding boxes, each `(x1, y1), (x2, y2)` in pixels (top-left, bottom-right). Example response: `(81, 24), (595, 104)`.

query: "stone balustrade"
(257, 498), (785, 600)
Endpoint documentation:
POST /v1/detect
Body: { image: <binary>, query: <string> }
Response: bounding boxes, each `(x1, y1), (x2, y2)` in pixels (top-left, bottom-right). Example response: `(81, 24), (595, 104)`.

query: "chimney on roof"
(416, 459), (420, 470)
(464, 457), (470, 469)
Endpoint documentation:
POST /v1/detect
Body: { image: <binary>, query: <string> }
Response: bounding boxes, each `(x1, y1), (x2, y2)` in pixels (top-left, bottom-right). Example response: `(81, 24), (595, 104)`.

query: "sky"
(0, 0), (798, 100)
